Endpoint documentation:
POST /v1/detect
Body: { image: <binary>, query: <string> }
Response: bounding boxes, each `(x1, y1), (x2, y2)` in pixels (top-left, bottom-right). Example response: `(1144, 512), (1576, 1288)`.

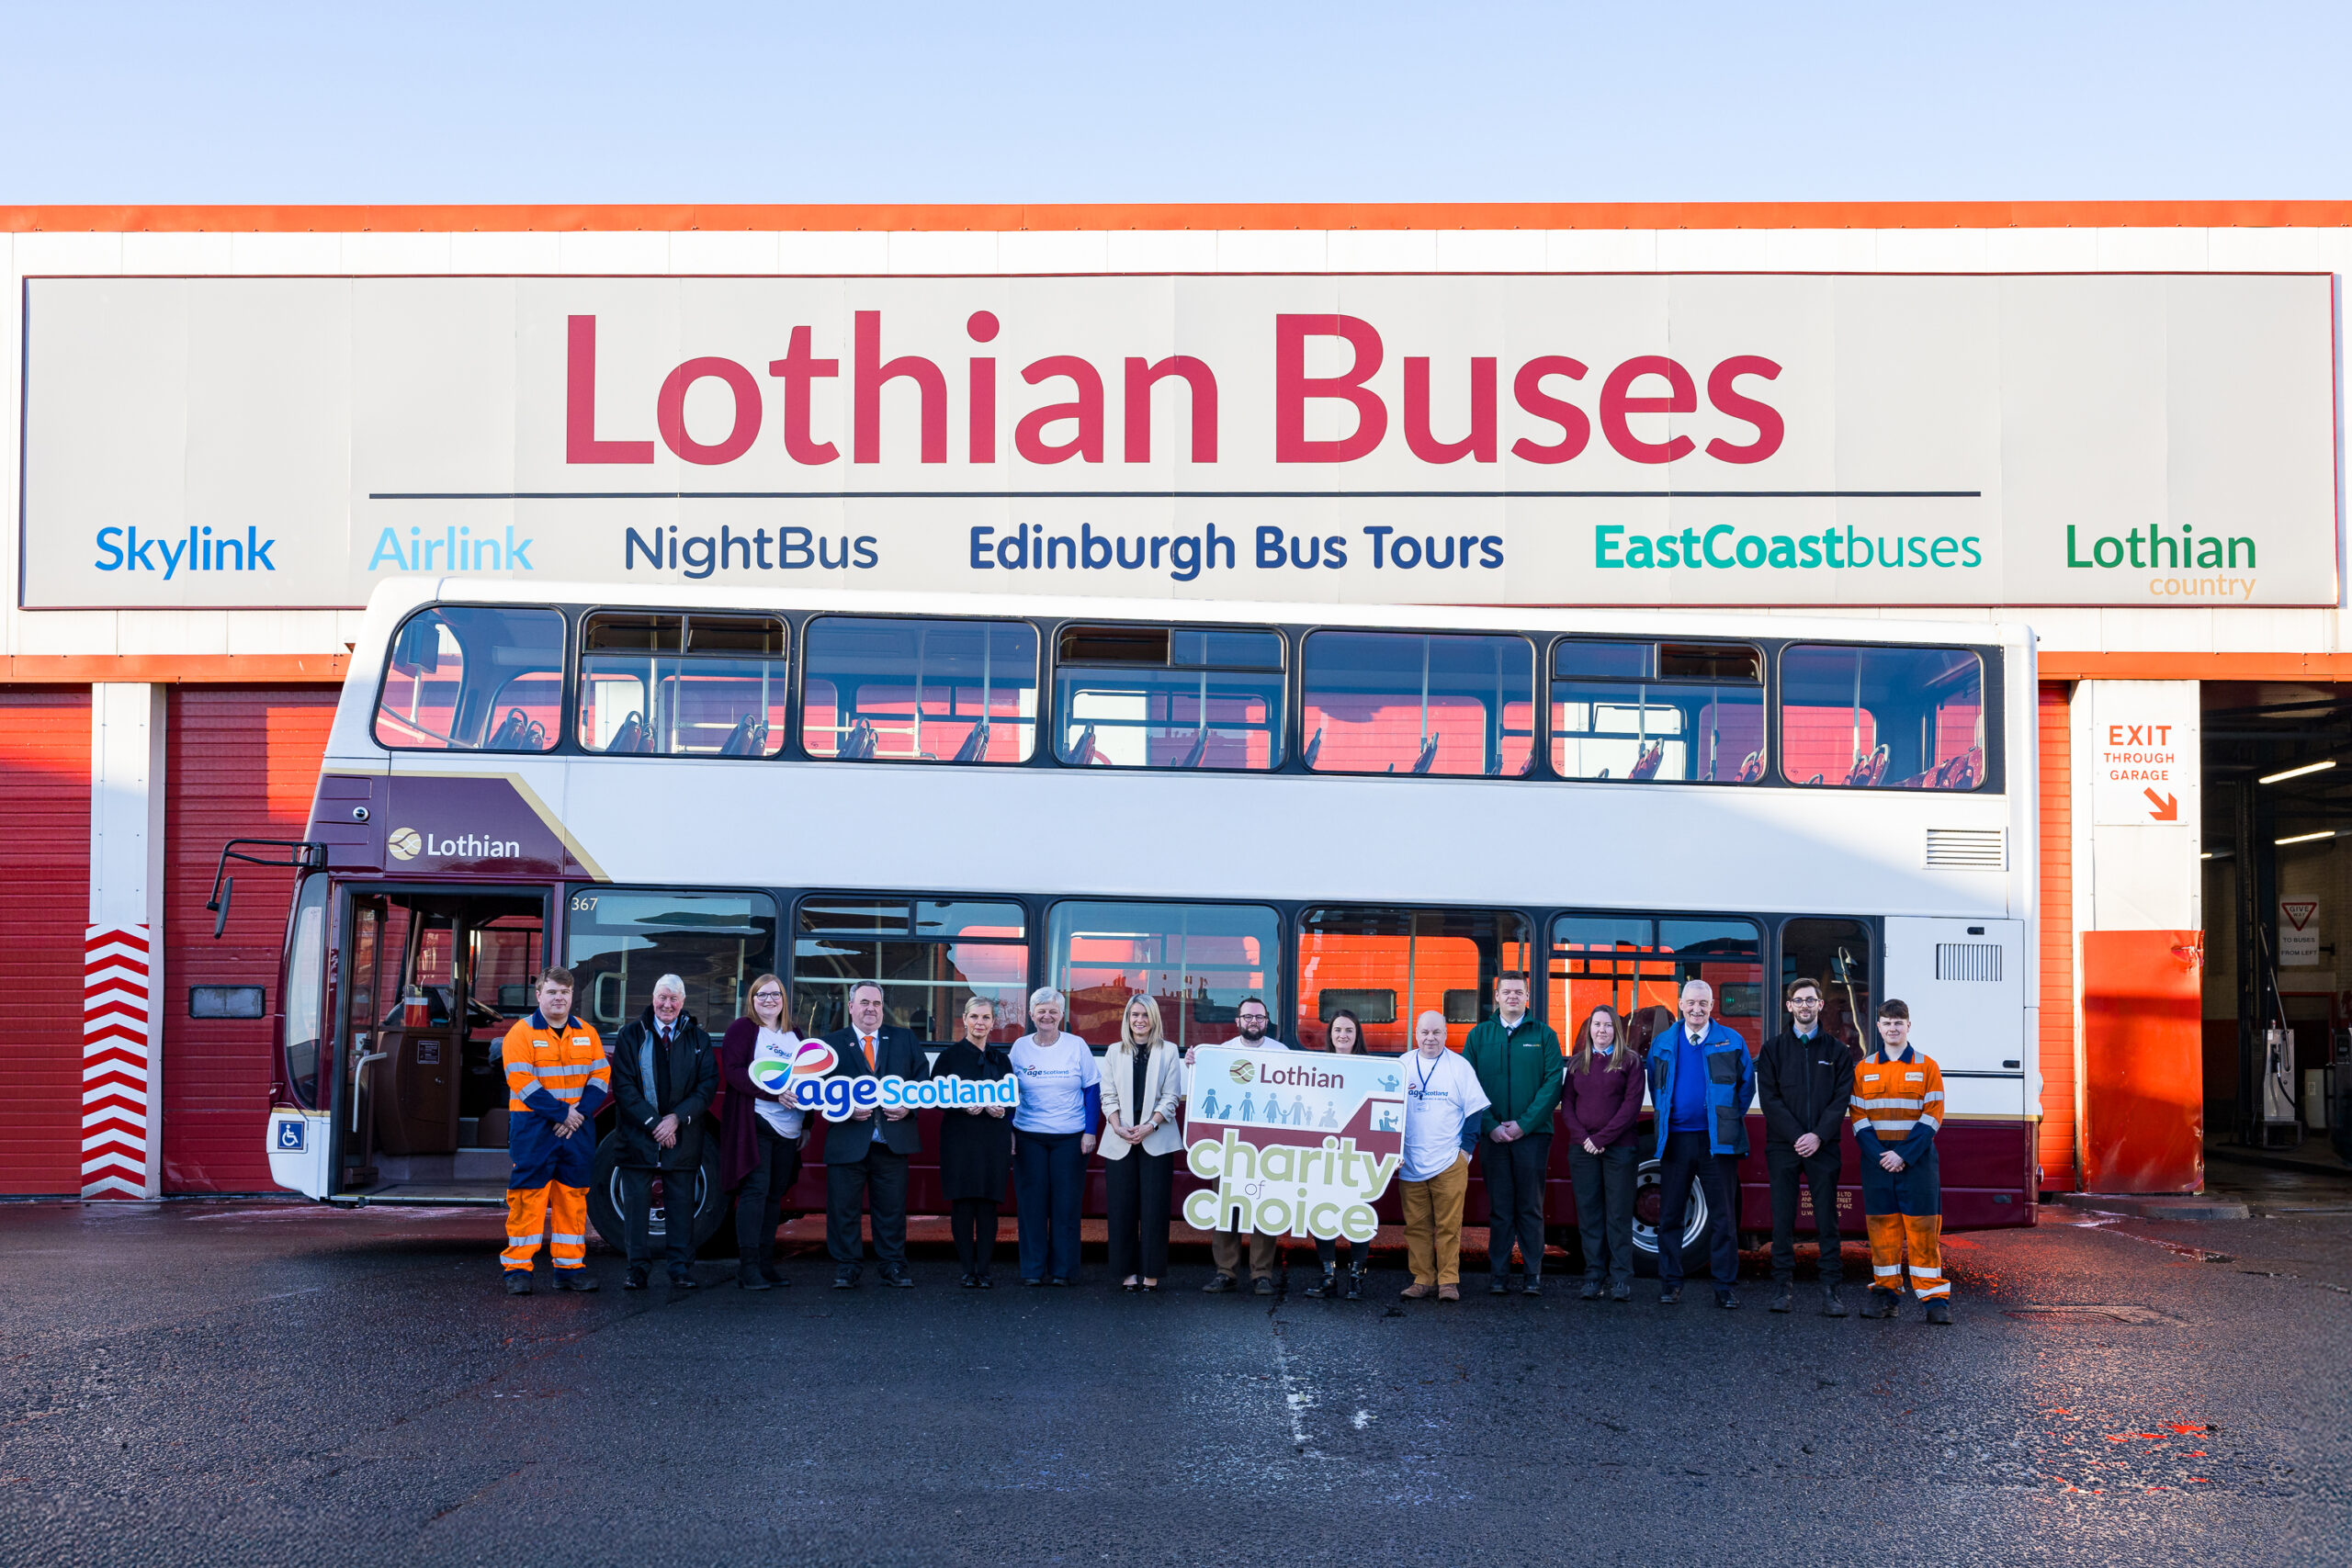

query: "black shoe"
(1659, 1286), (1682, 1305)
(978, 1273), (995, 1290)
(1304, 1269), (1337, 1299)
(503, 1271), (533, 1296)
(1252, 1276), (1274, 1296)
(1925, 1300), (1952, 1325)
(1770, 1284), (1794, 1314)
(960, 1272), (978, 1289)
(759, 1263), (786, 1285)
(1578, 1280), (1602, 1301)
(1202, 1272), (1238, 1293)
(880, 1267), (914, 1289)
(736, 1269), (773, 1292)
(623, 1268), (649, 1292)
(832, 1269), (860, 1291)
(1488, 1276), (1510, 1296)
(1611, 1282), (1633, 1303)
(1861, 1291), (1896, 1319)
(1023, 1277), (1045, 1288)
(668, 1273), (698, 1292)
(552, 1270), (598, 1292)
(1344, 1268), (1363, 1301)
(1822, 1286), (1848, 1317)
(1522, 1278), (1543, 1299)
(1716, 1288), (1740, 1310)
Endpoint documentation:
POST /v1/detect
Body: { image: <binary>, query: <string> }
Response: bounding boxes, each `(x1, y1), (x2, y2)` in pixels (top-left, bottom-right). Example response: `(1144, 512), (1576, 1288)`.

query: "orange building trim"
(0, 655), (347, 684)
(7, 201), (2352, 234)
(2038, 652), (2352, 682)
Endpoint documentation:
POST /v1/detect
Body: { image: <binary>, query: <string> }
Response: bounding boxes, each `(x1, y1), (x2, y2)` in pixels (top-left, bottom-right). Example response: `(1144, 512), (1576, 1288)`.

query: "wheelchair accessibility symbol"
(276, 1121), (306, 1151)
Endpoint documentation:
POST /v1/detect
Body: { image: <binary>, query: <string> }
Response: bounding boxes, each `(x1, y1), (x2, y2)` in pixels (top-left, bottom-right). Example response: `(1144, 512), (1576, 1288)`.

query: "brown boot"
(1437, 1282), (1461, 1302)
(1399, 1280), (1436, 1300)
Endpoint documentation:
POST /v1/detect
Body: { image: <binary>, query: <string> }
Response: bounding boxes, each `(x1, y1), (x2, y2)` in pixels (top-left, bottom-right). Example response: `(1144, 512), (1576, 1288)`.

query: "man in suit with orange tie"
(820, 980), (929, 1289)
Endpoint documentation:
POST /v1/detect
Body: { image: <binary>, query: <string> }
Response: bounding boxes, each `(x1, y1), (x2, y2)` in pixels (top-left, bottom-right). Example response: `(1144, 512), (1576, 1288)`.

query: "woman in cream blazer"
(1100, 993), (1188, 1292)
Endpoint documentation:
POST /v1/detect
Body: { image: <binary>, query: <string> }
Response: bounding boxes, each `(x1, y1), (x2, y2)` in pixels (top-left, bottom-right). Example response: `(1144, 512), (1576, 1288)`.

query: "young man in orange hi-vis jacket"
(1849, 998), (1951, 1325)
(501, 967), (612, 1296)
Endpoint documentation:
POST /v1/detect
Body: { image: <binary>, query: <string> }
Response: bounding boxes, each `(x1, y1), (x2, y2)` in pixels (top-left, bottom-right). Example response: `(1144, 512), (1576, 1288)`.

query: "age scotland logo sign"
(1182, 1046), (1407, 1244)
(751, 1034), (1021, 1120)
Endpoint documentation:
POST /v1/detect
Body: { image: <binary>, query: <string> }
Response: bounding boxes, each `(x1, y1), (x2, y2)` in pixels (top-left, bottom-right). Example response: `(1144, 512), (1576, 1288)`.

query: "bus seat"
(839, 716), (879, 761)
(719, 715), (766, 757)
(608, 712), (644, 754)
(951, 720), (993, 763)
(1806, 773), (1824, 784)
(1302, 725), (1323, 769)
(1175, 730), (1210, 769)
(485, 707), (545, 751)
(1410, 733), (1441, 774)
(1846, 744), (1890, 786)
(1628, 741), (1665, 780)
(1069, 724), (1108, 765)
(1736, 750), (1764, 784)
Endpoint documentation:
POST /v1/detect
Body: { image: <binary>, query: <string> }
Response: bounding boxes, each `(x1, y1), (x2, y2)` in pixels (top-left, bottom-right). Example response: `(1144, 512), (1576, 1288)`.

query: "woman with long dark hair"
(1305, 1008), (1375, 1299)
(717, 974), (803, 1292)
(1561, 1003), (1645, 1301)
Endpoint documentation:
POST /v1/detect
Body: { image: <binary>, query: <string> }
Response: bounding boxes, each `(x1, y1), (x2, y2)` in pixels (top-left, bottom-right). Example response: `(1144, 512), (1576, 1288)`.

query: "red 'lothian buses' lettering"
(565, 312), (1786, 468)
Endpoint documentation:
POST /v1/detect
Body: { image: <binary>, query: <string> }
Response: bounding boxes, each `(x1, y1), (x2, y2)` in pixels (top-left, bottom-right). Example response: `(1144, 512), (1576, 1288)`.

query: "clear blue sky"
(7, 1), (2346, 202)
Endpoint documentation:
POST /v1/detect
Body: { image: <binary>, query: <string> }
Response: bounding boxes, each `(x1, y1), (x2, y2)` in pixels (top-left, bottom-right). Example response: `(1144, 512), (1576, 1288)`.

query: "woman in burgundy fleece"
(1561, 1005), (1645, 1301)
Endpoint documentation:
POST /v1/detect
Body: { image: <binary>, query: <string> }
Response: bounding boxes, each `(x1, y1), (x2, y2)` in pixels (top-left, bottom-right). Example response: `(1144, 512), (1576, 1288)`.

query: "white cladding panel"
(1881, 915), (2030, 1122)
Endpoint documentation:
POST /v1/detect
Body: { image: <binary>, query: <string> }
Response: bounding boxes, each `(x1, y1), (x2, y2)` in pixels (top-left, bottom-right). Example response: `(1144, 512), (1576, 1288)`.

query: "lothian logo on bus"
(385, 826), (521, 861)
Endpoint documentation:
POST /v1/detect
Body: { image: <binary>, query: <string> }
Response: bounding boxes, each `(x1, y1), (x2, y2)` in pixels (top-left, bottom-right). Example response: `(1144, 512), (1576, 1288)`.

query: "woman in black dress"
(935, 995), (1014, 1286)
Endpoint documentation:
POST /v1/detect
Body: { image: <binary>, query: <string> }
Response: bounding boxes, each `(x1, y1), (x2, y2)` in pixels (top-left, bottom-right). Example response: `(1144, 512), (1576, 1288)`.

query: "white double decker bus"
(255, 578), (2037, 1261)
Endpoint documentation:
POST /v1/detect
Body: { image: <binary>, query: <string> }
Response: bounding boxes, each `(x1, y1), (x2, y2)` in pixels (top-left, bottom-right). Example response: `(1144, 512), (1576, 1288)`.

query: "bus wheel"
(588, 1134), (729, 1256)
(1629, 1156), (1710, 1280)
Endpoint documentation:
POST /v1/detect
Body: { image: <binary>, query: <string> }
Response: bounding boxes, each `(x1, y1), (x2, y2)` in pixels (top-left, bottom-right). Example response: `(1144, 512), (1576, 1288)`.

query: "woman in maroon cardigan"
(1561, 1004), (1646, 1302)
(718, 974), (806, 1291)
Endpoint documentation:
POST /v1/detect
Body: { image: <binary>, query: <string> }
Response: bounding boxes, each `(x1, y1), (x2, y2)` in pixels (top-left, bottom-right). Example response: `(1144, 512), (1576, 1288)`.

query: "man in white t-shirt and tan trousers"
(1397, 1010), (1492, 1302)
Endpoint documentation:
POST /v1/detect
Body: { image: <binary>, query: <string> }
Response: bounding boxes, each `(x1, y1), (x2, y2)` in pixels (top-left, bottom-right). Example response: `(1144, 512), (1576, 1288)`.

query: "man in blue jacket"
(1646, 978), (1756, 1308)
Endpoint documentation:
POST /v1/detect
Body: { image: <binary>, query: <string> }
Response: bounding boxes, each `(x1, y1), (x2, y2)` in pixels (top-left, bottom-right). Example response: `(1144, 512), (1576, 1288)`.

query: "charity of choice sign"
(1182, 1044), (1408, 1243)
(18, 272), (2337, 610)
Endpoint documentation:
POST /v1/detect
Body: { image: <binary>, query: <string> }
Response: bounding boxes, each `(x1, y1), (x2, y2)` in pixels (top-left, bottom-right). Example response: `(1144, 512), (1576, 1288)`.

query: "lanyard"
(1413, 1050), (1442, 1098)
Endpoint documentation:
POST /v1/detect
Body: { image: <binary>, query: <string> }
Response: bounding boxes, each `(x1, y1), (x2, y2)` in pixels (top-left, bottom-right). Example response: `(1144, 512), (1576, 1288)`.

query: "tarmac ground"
(1, 1168), (2346, 1567)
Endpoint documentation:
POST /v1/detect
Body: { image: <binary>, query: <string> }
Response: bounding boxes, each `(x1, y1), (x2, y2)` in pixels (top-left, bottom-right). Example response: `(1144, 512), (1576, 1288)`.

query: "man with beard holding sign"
(1189, 997), (1297, 1297)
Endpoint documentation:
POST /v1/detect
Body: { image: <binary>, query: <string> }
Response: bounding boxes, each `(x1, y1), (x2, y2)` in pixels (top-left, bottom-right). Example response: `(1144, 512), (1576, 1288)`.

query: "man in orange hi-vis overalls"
(1849, 998), (1951, 1325)
(501, 966), (611, 1296)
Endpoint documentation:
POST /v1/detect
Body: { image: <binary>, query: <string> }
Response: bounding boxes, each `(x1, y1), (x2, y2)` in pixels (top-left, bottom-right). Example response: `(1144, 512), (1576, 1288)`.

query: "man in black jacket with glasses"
(1756, 977), (1857, 1317)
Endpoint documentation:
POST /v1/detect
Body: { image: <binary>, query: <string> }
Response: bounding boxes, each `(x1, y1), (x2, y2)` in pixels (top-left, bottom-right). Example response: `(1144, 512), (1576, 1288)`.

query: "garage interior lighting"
(2274, 829), (2340, 846)
(2258, 759), (2337, 784)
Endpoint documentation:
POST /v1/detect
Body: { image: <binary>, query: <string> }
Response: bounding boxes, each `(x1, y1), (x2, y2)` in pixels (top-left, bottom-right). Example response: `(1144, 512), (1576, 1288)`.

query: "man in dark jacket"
(609, 974), (718, 1291)
(820, 980), (929, 1289)
(1755, 977), (1856, 1317)
(1463, 973), (1562, 1295)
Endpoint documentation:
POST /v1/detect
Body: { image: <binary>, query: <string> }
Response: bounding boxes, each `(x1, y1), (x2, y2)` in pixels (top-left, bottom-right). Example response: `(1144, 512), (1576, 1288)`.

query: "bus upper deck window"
(1552, 638), (1762, 785)
(1780, 644), (1985, 789)
(578, 612), (786, 757)
(802, 616), (1039, 764)
(1301, 631), (1535, 778)
(373, 605), (563, 752)
(1055, 623), (1285, 770)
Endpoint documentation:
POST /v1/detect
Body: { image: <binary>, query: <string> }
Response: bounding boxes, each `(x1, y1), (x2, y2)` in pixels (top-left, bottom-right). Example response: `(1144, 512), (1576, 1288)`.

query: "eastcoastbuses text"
(259, 578), (2036, 1266)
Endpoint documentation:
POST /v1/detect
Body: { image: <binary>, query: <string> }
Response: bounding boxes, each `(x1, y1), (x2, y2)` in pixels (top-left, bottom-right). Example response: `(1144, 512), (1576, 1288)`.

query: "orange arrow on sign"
(2143, 789), (2178, 820)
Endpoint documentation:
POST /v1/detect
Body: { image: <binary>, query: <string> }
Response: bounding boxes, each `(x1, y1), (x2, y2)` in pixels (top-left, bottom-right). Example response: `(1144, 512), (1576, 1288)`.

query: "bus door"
(334, 887), (548, 1200)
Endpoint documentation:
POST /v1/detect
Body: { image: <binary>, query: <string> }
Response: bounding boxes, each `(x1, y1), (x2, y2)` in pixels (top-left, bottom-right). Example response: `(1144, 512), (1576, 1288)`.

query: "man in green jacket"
(1464, 973), (1563, 1295)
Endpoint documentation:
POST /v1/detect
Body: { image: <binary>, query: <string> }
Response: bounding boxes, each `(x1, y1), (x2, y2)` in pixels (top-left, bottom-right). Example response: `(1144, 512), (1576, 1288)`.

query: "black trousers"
(1566, 1141), (1638, 1286)
(620, 1164), (696, 1276)
(734, 1121), (801, 1267)
(1656, 1129), (1741, 1291)
(1013, 1130), (1086, 1281)
(1103, 1147), (1173, 1279)
(1313, 1234), (1372, 1272)
(1767, 1144), (1846, 1284)
(1479, 1133), (1553, 1277)
(951, 1198), (1000, 1275)
(825, 1140), (910, 1269)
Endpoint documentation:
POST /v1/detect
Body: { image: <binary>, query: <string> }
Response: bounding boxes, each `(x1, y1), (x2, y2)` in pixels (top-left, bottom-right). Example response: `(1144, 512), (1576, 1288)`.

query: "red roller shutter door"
(163, 686), (337, 1193)
(0, 689), (92, 1195)
(2038, 682), (2077, 1192)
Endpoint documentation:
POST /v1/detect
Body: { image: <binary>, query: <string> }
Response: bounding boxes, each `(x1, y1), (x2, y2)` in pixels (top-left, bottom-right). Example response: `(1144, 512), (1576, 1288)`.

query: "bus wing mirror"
(204, 839), (329, 940)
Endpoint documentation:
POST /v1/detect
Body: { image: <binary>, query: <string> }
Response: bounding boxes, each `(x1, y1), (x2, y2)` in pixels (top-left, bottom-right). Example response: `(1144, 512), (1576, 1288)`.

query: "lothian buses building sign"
(18, 272), (2338, 609)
